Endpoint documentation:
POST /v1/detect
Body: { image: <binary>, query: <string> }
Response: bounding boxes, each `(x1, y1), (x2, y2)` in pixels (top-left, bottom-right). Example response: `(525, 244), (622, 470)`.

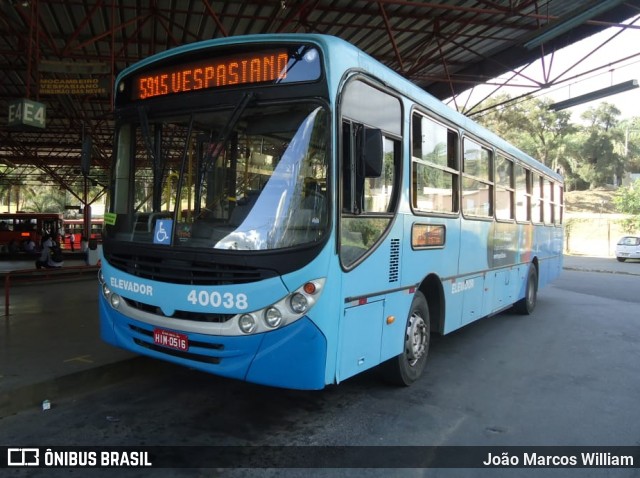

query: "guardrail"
(2, 265), (100, 317)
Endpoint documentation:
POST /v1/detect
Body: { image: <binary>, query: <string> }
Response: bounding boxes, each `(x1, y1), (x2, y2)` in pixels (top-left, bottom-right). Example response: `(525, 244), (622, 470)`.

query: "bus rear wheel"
(381, 291), (430, 386)
(514, 265), (538, 315)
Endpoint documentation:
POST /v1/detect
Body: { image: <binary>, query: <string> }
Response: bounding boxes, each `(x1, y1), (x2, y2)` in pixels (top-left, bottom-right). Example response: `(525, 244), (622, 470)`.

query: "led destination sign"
(131, 46), (321, 100)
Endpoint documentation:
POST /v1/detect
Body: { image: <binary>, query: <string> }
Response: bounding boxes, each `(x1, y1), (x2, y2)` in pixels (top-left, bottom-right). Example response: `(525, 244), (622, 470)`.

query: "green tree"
(570, 103), (625, 188)
(619, 117), (640, 174)
(613, 179), (640, 232)
(474, 94), (574, 171)
(23, 186), (66, 212)
(472, 96), (640, 190)
(561, 135), (590, 191)
(472, 93), (527, 146)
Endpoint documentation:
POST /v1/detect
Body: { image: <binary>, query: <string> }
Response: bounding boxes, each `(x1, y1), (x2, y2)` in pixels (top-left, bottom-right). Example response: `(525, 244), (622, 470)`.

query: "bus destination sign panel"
(131, 46), (321, 100)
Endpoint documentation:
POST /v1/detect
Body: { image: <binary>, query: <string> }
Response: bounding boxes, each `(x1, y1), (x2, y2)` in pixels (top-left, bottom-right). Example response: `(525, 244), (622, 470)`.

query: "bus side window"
(531, 174), (542, 223)
(515, 164), (529, 222)
(462, 138), (493, 218)
(341, 122), (386, 213)
(340, 122), (400, 266)
(553, 183), (564, 224)
(543, 178), (553, 224)
(339, 79), (401, 267)
(411, 112), (459, 214)
(495, 154), (514, 221)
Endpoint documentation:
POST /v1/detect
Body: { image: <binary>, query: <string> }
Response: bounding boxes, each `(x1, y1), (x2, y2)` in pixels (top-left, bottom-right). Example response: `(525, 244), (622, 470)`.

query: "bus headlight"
(102, 282), (111, 299)
(110, 292), (122, 309)
(101, 280), (121, 309)
(290, 293), (308, 314)
(264, 307), (283, 328)
(239, 314), (257, 334)
(232, 278), (325, 335)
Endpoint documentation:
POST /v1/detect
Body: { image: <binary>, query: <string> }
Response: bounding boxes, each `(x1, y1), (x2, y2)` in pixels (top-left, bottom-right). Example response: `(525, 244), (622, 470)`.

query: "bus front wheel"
(381, 291), (430, 386)
(514, 265), (538, 315)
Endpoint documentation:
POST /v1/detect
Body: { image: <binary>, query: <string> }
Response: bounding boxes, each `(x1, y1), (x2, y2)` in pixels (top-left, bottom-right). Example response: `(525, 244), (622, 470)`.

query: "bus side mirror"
(362, 128), (383, 178)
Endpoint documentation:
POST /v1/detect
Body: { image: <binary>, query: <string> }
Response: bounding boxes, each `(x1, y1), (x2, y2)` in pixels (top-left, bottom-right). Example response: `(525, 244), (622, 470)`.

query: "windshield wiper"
(196, 92), (255, 207)
(172, 115), (195, 226)
(138, 106), (166, 210)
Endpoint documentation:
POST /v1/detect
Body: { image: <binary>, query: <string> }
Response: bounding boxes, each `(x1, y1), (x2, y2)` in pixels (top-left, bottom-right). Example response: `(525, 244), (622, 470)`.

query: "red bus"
(62, 218), (103, 250)
(0, 212), (63, 253)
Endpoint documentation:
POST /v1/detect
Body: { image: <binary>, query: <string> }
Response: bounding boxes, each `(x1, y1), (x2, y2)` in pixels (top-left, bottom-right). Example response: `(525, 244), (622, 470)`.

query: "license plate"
(153, 328), (189, 351)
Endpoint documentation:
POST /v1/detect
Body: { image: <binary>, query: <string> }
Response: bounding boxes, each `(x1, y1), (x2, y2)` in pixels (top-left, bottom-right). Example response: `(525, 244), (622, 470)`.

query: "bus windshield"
(109, 102), (329, 251)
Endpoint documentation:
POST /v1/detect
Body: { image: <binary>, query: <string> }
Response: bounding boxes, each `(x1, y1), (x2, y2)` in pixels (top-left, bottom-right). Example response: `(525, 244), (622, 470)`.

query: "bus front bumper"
(99, 293), (328, 390)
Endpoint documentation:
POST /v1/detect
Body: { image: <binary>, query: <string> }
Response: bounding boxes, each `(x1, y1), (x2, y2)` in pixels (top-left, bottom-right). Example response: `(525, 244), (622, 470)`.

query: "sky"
(446, 14), (640, 122)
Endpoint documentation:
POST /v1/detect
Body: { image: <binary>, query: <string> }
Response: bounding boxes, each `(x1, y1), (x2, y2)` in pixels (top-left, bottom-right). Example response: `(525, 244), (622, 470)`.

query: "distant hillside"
(565, 188), (618, 214)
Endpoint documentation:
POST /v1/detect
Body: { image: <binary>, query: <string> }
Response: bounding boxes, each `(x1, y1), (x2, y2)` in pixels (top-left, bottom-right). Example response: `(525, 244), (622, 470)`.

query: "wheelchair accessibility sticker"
(154, 219), (173, 245)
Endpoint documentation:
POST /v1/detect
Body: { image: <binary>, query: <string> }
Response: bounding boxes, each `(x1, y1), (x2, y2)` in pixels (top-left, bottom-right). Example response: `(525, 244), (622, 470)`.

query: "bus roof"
(116, 33), (562, 183)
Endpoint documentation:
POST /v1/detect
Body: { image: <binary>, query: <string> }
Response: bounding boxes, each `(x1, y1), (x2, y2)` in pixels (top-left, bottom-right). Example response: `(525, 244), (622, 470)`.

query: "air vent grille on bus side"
(389, 238), (400, 282)
(107, 252), (277, 285)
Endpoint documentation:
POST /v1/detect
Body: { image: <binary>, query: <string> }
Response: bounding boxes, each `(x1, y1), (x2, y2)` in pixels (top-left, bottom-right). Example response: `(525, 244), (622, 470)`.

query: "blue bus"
(99, 34), (563, 390)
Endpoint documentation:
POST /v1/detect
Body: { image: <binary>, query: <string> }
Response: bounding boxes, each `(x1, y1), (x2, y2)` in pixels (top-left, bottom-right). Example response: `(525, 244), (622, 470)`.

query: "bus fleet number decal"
(187, 290), (248, 310)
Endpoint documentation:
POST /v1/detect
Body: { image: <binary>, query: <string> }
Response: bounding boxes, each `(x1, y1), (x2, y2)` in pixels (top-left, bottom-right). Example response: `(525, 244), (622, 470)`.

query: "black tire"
(381, 291), (430, 386)
(514, 265), (538, 315)
(616, 257), (626, 262)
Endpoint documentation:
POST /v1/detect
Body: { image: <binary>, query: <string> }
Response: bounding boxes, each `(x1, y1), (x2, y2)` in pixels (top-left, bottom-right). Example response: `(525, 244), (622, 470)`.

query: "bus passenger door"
(337, 120), (402, 382)
(336, 78), (403, 383)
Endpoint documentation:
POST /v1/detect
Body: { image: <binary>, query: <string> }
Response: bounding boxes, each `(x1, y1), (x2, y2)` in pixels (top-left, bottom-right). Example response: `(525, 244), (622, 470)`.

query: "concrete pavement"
(0, 260), (148, 418)
(562, 254), (640, 275)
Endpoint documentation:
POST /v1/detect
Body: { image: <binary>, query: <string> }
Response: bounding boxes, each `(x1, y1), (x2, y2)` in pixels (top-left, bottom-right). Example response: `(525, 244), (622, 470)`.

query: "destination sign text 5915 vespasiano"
(133, 50), (289, 100)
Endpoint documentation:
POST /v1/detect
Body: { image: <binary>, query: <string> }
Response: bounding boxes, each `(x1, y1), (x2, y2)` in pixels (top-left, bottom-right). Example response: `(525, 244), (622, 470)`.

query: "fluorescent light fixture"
(549, 80), (639, 111)
(524, 0), (626, 50)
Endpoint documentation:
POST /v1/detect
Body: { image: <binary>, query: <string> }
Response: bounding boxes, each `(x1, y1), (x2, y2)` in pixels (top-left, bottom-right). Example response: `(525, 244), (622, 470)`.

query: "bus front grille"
(133, 338), (222, 364)
(107, 252), (276, 285)
(130, 325), (223, 365)
(124, 298), (234, 323)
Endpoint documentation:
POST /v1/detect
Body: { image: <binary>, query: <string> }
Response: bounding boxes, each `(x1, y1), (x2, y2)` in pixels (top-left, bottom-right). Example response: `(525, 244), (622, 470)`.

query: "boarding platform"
(0, 256), (147, 418)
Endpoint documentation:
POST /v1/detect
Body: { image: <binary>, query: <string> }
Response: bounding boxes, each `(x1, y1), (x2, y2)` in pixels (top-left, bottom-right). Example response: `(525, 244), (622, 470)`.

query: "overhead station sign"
(7, 98), (46, 129)
(39, 77), (108, 96)
(39, 59), (109, 96)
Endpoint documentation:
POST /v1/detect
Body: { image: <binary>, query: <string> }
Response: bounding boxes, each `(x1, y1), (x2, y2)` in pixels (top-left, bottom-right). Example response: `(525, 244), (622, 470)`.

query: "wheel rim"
(527, 277), (536, 309)
(405, 312), (428, 366)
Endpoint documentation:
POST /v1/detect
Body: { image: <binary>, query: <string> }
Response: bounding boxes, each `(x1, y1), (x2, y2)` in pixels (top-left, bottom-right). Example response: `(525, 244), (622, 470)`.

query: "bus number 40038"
(186, 290), (248, 310)
(153, 328), (189, 351)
